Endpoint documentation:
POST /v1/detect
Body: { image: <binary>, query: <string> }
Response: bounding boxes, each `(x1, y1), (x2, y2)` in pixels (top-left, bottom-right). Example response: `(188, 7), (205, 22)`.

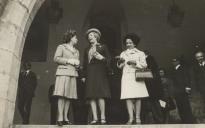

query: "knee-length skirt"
(53, 75), (77, 99)
(121, 72), (149, 99)
(85, 64), (111, 99)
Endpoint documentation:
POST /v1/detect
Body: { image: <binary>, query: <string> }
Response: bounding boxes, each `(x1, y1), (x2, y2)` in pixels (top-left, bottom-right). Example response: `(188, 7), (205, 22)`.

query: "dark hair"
(123, 33), (140, 46)
(62, 29), (76, 43)
(23, 61), (31, 69)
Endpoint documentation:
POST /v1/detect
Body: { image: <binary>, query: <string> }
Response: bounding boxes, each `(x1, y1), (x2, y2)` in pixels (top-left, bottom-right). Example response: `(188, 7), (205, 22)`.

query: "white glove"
(67, 59), (80, 66)
(73, 59), (80, 66)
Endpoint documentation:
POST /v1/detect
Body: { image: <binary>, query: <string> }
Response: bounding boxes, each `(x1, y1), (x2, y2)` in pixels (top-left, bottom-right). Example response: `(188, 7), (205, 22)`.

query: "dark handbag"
(135, 68), (153, 81)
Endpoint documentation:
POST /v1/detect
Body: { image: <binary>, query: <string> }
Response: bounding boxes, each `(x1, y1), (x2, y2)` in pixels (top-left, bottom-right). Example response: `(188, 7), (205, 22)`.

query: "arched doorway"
(12, 0), (128, 125)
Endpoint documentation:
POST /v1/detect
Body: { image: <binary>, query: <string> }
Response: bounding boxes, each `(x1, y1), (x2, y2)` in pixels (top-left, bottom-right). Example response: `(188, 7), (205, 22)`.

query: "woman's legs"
(64, 99), (71, 121)
(90, 99), (98, 121)
(57, 98), (65, 121)
(126, 99), (134, 123)
(134, 99), (141, 124)
(98, 98), (105, 120)
(98, 98), (107, 124)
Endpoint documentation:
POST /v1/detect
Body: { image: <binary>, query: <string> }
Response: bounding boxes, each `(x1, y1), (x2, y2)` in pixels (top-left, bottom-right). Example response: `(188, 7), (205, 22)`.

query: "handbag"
(135, 68), (153, 81)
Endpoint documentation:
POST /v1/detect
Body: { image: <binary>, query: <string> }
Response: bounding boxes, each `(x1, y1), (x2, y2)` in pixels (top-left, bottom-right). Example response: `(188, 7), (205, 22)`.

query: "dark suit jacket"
(170, 65), (190, 96)
(145, 55), (163, 100)
(82, 44), (111, 77)
(190, 63), (205, 93)
(18, 71), (37, 98)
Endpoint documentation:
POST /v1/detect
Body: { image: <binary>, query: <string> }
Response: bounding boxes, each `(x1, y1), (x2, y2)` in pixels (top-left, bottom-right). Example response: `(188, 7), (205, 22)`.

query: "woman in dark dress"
(82, 28), (111, 124)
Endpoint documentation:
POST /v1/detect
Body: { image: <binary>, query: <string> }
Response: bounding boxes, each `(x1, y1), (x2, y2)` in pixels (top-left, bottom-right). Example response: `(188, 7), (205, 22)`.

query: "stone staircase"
(13, 124), (205, 128)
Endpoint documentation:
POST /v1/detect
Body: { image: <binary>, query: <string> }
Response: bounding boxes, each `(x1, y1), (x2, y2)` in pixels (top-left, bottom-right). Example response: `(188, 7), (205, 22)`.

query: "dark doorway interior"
(22, 3), (49, 62)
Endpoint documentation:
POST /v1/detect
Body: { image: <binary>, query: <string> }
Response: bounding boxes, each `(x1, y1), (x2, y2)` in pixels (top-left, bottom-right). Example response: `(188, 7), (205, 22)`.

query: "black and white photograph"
(0, 0), (205, 128)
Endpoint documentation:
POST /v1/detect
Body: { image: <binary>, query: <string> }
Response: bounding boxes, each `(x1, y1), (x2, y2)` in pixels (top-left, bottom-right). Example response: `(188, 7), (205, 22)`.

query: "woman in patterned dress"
(117, 33), (149, 124)
(53, 29), (80, 126)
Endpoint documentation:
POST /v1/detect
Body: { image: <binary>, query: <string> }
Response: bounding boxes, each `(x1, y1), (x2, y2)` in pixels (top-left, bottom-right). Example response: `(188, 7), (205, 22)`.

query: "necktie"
(22, 71), (26, 77)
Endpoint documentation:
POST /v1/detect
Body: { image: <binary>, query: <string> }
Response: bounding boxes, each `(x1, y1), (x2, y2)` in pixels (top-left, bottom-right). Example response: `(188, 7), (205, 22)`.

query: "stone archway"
(0, 0), (45, 127)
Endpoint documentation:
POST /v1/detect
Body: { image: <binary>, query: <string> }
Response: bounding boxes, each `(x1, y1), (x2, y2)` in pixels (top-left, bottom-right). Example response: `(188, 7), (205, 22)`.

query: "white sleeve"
(136, 52), (147, 69)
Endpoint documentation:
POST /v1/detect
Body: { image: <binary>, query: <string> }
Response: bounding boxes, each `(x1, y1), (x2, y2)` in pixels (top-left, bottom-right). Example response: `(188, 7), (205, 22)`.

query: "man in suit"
(17, 61), (37, 124)
(141, 51), (164, 124)
(171, 57), (196, 124)
(191, 51), (205, 109)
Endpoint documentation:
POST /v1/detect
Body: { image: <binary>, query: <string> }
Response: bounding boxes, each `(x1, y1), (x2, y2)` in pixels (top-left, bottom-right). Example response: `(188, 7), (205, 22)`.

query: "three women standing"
(82, 28), (111, 124)
(53, 29), (147, 125)
(53, 29), (80, 126)
(117, 33), (149, 124)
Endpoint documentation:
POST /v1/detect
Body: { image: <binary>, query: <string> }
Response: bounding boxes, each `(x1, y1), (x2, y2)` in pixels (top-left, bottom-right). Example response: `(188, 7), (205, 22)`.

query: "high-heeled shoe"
(135, 118), (141, 124)
(89, 120), (99, 125)
(100, 119), (107, 124)
(64, 120), (72, 125)
(56, 121), (63, 126)
(126, 119), (134, 125)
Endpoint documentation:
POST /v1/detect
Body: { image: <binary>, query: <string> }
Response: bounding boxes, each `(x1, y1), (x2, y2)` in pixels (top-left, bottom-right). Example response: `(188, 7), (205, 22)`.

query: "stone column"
(0, 0), (44, 127)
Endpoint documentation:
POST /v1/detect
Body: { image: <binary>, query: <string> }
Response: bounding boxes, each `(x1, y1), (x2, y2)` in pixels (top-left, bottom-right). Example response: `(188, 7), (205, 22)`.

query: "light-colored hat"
(86, 28), (101, 37)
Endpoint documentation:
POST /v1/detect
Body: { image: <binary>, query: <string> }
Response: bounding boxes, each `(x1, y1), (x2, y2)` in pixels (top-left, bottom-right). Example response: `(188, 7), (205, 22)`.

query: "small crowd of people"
(17, 28), (205, 126)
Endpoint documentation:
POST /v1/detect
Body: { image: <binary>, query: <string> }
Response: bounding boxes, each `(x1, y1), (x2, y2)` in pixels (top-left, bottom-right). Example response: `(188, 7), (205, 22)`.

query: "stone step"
(13, 124), (205, 128)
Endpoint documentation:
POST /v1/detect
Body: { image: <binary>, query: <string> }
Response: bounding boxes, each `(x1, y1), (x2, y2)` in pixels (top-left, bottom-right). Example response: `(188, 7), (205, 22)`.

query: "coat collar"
(125, 48), (141, 54)
(62, 44), (77, 54)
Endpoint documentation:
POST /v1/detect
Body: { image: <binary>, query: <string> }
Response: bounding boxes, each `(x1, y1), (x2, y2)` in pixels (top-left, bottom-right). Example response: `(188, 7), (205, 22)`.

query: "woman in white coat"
(117, 33), (149, 124)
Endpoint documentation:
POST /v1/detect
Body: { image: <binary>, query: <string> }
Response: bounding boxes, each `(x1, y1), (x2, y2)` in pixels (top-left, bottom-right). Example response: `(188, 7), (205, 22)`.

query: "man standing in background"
(17, 61), (37, 124)
(191, 51), (205, 111)
(171, 57), (196, 123)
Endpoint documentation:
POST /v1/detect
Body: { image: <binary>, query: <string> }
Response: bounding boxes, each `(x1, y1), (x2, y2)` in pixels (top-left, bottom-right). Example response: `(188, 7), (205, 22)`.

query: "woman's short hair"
(62, 29), (76, 43)
(86, 28), (101, 42)
(123, 33), (140, 46)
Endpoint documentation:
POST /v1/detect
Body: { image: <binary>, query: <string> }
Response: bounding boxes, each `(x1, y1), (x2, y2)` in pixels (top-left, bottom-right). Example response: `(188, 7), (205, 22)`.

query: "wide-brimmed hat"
(86, 28), (101, 37)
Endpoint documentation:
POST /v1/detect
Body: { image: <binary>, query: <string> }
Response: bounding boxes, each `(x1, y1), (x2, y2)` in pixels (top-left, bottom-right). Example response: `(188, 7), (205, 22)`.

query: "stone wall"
(0, 0), (45, 127)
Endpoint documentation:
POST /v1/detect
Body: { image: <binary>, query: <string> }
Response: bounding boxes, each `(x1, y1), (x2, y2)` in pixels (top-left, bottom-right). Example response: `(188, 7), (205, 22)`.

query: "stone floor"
(13, 124), (205, 128)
